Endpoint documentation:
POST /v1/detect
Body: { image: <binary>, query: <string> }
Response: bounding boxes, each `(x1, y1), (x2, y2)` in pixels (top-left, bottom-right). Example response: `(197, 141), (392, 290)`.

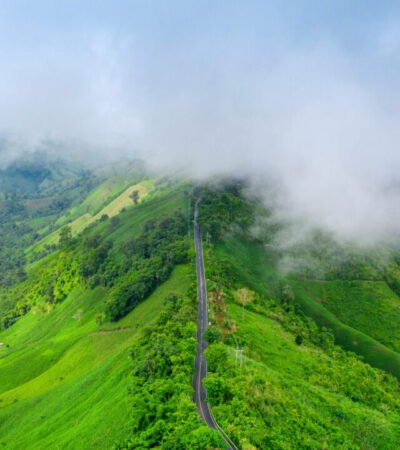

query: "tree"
(108, 216), (120, 231)
(59, 226), (72, 247)
(205, 343), (228, 373)
(204, 327), (222, 344)
(182, 426), (225, 449)
(295, 335), (303, 346)
(130, 190), (140, 205)
(204, 375), (229, 405)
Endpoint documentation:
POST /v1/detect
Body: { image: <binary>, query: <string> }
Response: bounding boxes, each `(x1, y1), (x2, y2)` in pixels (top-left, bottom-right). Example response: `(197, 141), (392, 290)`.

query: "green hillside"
(293, 279), (400, 352)
(196, 185), (400, 448)
(197, 186), (400, 380)
(27, 179), (154, 253)
(1, 175), (400, 449)
(0, 265), (192, 449)
(0, 173), (199, 448)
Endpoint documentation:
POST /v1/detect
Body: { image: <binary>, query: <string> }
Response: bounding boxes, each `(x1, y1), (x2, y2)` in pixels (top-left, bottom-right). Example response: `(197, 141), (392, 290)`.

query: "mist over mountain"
(3, 4), (400, 448)
(1, 1), (400, 243)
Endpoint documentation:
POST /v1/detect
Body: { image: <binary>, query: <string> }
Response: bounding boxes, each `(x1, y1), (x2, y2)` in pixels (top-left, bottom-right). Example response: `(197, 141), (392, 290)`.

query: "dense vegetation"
(1, 208), (189, 330)
(196, 181), (254, 242)
(0, 265), (195, 449)
(0, 174), (193, 449)
(103, 212), (189, 320)
(195, 183), (400, 448)
(116, 290), (224, 449)
(203, 246), (400, 448)
(2, 169), (400, 449)
(0, 154), (98, 292)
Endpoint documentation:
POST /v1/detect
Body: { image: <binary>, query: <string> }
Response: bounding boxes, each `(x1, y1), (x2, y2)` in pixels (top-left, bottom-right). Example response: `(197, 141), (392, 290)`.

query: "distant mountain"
(0, 151), (89, 195)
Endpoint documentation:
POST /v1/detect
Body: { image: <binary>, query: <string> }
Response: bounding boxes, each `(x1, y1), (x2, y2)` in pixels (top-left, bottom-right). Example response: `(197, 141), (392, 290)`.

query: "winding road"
(193, 202), (237, 450)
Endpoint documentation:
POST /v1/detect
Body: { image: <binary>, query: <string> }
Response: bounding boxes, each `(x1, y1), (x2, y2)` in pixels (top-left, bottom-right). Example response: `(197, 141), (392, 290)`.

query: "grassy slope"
(209, 240), (400, 448)
(293, 279), (400, 352)
(0, 265), (192, 449)
(66, 175), (136, 217)
(0, 180), (191, 449)
(105, 186), (189, 246)
(27, 179), (154, 254)
(216, 238), (400, 379)
(24, 185), (188, 277)
(221, 302), (400, 448)
(289, 279), (400, 378)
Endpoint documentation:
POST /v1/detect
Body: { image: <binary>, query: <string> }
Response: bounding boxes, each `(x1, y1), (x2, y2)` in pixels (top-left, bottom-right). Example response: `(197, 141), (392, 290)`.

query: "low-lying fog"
(1, 1), (400, 244)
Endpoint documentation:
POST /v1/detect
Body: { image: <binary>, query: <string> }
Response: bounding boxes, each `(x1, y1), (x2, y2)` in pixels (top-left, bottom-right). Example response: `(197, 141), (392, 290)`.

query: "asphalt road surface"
(193, 202), (237, 450)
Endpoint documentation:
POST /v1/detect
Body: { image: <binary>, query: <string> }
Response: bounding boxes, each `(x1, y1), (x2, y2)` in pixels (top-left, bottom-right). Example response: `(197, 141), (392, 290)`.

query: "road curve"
(193, 201), (237, 450)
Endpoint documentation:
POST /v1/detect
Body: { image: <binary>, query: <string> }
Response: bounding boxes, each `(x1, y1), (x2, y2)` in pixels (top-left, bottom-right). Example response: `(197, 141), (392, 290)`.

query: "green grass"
(215, 238), (400, 379)
(214, 238), (280, 295)
(294, 279), (400, 352)
(211, 298), (400, 449)
(288, 279), (400, 379)
(0, 264), (192, 449)
(95, 179), (152, 218)
(96, 185), (190, 246)
(27, 180), (154, 254)
(203, 233), (400, 448)
(21, 214), (58, 228)
(0, 172), (192, 448)
(0, 350), (133, 450)
(24, 185), (188, 279)
(62, 173), (140, 218)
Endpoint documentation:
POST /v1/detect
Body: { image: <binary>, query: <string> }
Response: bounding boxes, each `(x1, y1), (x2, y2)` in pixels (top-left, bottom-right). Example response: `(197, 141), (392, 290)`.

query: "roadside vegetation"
(204, 247), (400, 448)
(116, 289), (224, 449)
(1, 165), (400, 449)
(0, 169), (199, 449)
(197, 182), (400, 449)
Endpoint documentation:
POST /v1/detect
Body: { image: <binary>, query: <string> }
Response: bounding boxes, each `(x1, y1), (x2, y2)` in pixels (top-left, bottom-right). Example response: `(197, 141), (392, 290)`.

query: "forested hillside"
(1, 167), (400, 449)
(0, 162), (217, 448)
(195, 183), (400, 448)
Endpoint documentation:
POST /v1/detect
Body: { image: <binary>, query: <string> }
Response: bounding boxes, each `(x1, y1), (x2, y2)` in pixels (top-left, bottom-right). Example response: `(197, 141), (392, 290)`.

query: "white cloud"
(0, 18), (399, 244)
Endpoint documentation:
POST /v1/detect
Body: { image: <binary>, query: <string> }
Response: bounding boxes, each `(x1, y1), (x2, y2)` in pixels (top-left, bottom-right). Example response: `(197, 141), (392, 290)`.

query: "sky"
(0, 1), (400, 243)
